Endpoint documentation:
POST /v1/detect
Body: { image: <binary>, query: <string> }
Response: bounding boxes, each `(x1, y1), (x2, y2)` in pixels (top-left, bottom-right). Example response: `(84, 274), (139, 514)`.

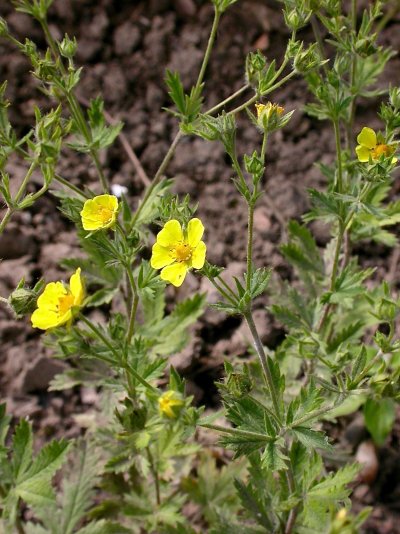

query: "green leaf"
(291, 427), (333, 452)
(261, 441), (288, 471)
(60, 441), (101, 534)
(364, 398), (396, 446)
(12, 419), (33, 480)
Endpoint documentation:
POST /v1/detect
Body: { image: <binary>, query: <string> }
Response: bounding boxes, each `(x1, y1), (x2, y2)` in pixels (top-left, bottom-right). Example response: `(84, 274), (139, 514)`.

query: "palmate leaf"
(300, 464), (360, 531)
(59, 441), (101, 534)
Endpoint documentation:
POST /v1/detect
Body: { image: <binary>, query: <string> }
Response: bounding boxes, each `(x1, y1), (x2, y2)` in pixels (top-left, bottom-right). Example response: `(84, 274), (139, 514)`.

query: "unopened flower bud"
(59, 35), (77, 59)
(255, 102), (285, 132)
(9, 288), (39, 318)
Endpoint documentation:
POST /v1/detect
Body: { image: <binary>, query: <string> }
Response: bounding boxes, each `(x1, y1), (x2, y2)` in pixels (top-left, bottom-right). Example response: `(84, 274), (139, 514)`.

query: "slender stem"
(206, 83), (250, 115)
(147, 447), (161, 506)
(200, 423), (274, 441)
(216, 274), (237, 300)
(333, 119), (343, 193)
(244, 310), (281, 420)
(208, 277), (237, 306)
(261, 131), (268, 162)
(125, 267), (139, 344)
(227, 71), (296, 116)
(291, 399), (341, 427)
(246, 202), (255, 291)
(195, 9), (220, 90)
(346, 0), (358, 150)
(40, 19), (108, 192)
(353, 349), (384, 387)
(79, 315), (156, 392)
(54, 174), (90, 198)
(130, 131), (182, 228)
(285, 464), (297, 534)
(0, 162), (37, 234)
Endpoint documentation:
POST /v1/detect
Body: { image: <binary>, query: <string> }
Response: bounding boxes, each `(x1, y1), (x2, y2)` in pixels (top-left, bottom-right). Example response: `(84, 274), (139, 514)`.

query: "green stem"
(227, 71), (296, 116)
(206, 83), (250, 115)
(246, 202), (255, 291)
(79, 315), (156, 393)
(208, 277), (237, 307)
(200, 423), (274, 442)
(125, 267), (139, 344)
(196, 9), (220, 90)
(261, 131), (268, 162)
(130, 130), (182, 228)
(0, 162), (37, 234)
(291, 398), (342, 427)
(244, 310), (281, 420)
(346, 0), (358, 150)
(147, 447), (161, 506)
(54, 174), (90, 198)
(333, 119), (343, 193)
(216, 274), (237, 300)
(40, 19), (108, 192)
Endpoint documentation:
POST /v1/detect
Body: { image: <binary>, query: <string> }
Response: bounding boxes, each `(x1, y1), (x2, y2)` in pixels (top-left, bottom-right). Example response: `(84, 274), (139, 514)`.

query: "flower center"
(98, 206), (113, 224)
(372, 144), (390, 159)
(57, 292), (75, 316)
(174, 243), (192, 262)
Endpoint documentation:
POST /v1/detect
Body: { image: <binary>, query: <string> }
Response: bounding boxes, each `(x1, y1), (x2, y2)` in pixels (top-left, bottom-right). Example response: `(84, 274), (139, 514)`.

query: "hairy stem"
(244, 310), (281, 420)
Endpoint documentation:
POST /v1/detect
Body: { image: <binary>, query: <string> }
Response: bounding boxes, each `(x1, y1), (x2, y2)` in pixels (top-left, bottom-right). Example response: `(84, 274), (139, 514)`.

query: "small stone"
(356, 440), (379, 484)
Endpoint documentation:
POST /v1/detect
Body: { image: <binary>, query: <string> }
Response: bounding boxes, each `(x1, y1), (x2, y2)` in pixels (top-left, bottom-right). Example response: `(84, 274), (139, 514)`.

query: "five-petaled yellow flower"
(151, 218), (206, 287)
(31, 268), (84, 330)
(80, 194), (119, 232)
(355, 127), (397, 163)
(158, 391), (184, 419)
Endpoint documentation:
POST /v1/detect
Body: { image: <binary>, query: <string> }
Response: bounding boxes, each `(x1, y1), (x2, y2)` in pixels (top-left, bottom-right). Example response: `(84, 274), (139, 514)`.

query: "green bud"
(293, 43), (324, 74)
(245, 51), (267, 86)
(244, 151), (264, 181)
(59, 34), (77, 59)
(8, 278), (45, 318)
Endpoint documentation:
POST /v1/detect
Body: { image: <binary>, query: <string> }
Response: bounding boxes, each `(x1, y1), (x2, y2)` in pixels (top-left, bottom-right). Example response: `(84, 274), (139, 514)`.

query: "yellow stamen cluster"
(356, 127), (397, 163)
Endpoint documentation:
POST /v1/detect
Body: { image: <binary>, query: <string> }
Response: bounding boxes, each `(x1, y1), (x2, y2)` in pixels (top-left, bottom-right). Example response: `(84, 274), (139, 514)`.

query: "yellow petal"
(151, 243), (175, 269)
(357, 127), (376, 149)
(94, 194), (118, 210)
(36, 282), (67, 311)
(355, 145), (371, 163)
(70, 268), (84, 306)
(187, 218), (204, 248)
(191, 241), (206, 269)
(160, 262), (188, 287)
(156, 220), (183, 247)
(31, 308), (70, 330)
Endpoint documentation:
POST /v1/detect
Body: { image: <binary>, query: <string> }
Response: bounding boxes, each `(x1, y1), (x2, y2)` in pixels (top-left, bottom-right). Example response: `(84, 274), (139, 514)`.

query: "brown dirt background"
(1, 0), (400, 531)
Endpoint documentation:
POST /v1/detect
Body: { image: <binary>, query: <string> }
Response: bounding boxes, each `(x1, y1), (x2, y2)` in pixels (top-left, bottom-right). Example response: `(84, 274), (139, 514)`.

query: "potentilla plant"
(0, 0), (400, 533)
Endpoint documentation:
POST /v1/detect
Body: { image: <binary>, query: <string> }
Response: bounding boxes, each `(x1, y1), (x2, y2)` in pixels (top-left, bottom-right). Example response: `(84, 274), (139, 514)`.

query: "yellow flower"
(80, 194), (119, 231)
(158, 391), (184, 419)
(31, 268), (84, 330)
(355, 127), (397, 163)
(255, 102), (284, 120)
(150, 218), (206, 287)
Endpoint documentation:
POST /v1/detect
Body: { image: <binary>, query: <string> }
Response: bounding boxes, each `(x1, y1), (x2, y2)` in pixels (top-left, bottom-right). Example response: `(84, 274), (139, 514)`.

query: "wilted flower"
(150, 218), (206, 287)
(80, 194), (119, 231)
(31, 268), (84, 330)
(158, 391), (184, 418)
(356, 127), (397, 163)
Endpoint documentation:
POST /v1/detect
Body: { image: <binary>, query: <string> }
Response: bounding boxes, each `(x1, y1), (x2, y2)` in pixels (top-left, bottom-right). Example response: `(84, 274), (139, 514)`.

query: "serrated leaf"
(291, 427), (333, 452)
